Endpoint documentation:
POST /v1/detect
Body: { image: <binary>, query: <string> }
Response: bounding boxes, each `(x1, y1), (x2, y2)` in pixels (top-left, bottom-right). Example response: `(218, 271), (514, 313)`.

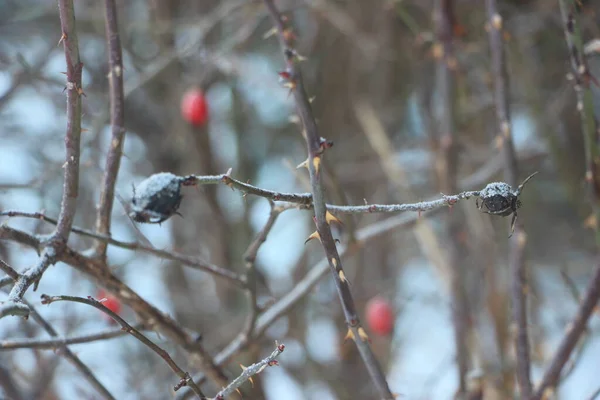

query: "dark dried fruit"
(476, 172), (538, 237)
(129, 172), (184, 224)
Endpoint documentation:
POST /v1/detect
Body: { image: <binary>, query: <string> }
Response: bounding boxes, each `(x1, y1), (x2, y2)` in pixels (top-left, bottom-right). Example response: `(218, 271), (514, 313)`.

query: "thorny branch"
(0, 0), (84, 320)
(95, 0), (126, 259)
(167, 164), (523, 399)
(212, 343), (285, 400)
(485, 0), (532, 396)
(262, 1), (394, 397)
(40, 294), (206, 399)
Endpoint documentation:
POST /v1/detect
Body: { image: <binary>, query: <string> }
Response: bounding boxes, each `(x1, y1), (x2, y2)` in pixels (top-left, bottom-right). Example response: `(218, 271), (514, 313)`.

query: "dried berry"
(476, 172), (538, 237)
(129, 172), (184, 224)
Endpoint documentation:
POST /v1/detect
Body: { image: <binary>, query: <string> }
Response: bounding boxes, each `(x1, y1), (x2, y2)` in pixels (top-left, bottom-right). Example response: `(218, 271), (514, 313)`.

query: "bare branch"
(0, 0), (83, 319)
(0, 211), (246, 287)
(212, 343), (284, 400)
(55, 0), (83, 242)
(40, 294), (206, 399)
(262, 1), (393, 397)
(0, 258), (19, 281)
(0, 324), (145, 350)
(0, 225), (229, 389)
(531, 264), (600, 399)
(95, 0), (126, 258)
(241, 201), (282, 340)
(26, 300), (116, 400)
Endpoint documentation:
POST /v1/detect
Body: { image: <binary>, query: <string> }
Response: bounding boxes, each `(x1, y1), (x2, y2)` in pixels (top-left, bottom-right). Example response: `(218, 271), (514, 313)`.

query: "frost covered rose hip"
(475, 171), (538, 237)
(129, 172), (185, 224)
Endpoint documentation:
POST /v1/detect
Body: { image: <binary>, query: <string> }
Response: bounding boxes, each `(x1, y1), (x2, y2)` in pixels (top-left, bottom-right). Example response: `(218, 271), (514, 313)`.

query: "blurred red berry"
(97, 290), (121, 323)
(366, 297), (394, 336)
(181, 89), (209, 126)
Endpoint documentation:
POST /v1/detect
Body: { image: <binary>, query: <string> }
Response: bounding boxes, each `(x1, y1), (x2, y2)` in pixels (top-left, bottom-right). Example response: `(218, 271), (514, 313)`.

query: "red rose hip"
(366, 297), (394, 336)
(97, 289), (121, 323)
(181, 89), (209, 126)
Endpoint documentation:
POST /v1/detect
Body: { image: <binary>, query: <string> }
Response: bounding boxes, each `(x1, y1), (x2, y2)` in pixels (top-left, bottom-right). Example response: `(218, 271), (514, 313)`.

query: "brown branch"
(0, 0), (83, 319)
(241, 201), (281, 339)
(531, 264), (600, 399)
(262, 1), (393, 397)
(55, 0), (83, 242)
(0, 225), (229, 389)
(485, 0), (532, 396)
(40, 294), (205, 399)
(25, 299), (116, 400)
(95, 0), (126, 258)
(0, 211), (246, 287)
(0, 258), (19, 281)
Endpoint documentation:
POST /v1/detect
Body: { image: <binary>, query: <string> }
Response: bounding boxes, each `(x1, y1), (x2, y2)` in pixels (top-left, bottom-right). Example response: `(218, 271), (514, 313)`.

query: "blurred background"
(1, 0), (600, 399)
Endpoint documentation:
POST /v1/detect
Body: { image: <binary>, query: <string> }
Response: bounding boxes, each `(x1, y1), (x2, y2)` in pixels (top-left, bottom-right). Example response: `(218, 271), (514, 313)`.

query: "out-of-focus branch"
(262, 1), (393, 397)
(0, 258), (19, 281)
(557, 0), (600, 240)
(0, 0), (83, 319)
(529, 2), (600, 398)
(485, 0), (532, 396)
(95, 0), (126, 259)
(531, 264), (600, 400)
(40, 294), (205, 399)
(0, 324), (145, 350)
(241, 201), (281, 339)
(24, 297), (116, 400)
(212, 343), (284, 400)
(0, 225), (229, 389)
(0, 211), (246, 287)
(433, 0), (470, 394)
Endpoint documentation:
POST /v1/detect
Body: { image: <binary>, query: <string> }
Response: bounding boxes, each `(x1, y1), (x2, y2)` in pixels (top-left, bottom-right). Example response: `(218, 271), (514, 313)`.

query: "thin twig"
(0, 259), (19, 281)
(0, 225), (229, 389)
(26, 300), (116, 400)
(531, 264), (600, 399)
(485, 0), (532, 396)
(95, 0), (126, 258)
(0, 324), (145, 350)
(0, 211), (246, 287)
(40, 294), (206, 399)
(0, 0), (83, 319)
(241, 201), (282, 339)
(261, 2), (393, 397)
(212, 343), (284, 400)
